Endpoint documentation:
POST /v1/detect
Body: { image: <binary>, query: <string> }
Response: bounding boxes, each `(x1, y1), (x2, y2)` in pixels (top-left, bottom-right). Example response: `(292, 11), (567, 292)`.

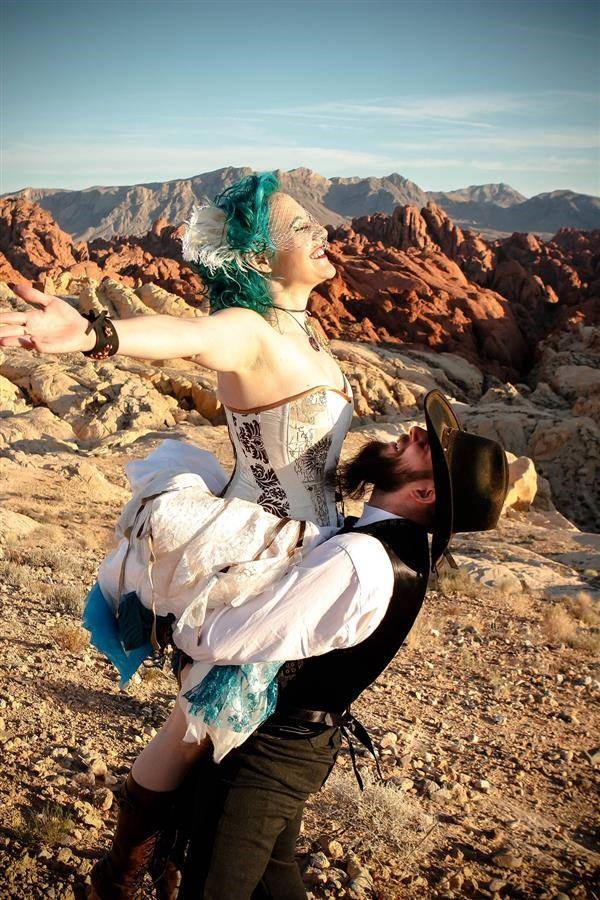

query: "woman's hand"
(0, 284), (95, 354)
(0, 284), (268, 371)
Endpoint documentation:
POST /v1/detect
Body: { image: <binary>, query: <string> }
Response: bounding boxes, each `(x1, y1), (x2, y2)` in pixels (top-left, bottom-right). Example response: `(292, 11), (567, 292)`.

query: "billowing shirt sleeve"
(172, 533), (394, 665)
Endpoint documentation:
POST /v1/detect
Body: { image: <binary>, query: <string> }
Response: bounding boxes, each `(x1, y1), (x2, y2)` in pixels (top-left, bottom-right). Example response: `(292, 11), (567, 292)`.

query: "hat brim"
(424, 390), (462, 570)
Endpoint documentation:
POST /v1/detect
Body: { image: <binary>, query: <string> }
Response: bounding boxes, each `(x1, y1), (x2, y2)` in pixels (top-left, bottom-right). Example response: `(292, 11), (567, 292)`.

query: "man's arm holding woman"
(173, 533), (395, 665)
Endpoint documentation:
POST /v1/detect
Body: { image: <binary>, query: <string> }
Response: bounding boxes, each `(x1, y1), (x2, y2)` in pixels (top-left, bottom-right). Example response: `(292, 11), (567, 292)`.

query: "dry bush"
(566, 592), (600, 627)
(486, 668), (510, 697)
(437, 569), (480, 599)
(0, 560), (24, 585)
(404, 613), (430, 650)
(542, 600), (600, 654)
(542, 605), (577, 644)
(39, 583), (84, 616)
(16, 802), (73, 846)
(506, 591), (532, 617)
(319, 770), (436, 865)
(457, 646), (488, 675)
(0, 529), (24, 550)
(567, 631), (600, 655)
(6, 545), (64, 571)
(26, 523), (68, 545)
(49, 622), (89, 654)
(0, 559), (41, 592)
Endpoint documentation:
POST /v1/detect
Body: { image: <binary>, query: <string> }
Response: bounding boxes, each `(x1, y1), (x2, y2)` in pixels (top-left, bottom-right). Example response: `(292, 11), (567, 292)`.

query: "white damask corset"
(222, 378), (354, 527)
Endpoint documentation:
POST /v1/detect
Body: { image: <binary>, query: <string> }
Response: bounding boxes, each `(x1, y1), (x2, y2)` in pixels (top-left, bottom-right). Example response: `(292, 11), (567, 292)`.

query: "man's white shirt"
(173, 505), (405, 665)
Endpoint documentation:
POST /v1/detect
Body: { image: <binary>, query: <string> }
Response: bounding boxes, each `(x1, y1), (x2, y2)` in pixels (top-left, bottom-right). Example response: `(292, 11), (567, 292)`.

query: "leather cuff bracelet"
(81, 310), (120, 360)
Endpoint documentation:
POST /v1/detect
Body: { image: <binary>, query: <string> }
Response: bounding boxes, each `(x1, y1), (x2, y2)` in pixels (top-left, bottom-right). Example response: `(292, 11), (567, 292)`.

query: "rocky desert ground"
(0, 200), (598, 899)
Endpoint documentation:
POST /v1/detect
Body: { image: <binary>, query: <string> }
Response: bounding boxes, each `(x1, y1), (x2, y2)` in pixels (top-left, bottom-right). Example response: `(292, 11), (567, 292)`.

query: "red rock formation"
(352, 205), (436, 251)
(312, 227), (529, 380)
(1, 198), (597, 379)
(0, 198), (81, 281)
(0, 251), (24, 285)
(345, 203), (599, 350)
(88, 221), (203, 303)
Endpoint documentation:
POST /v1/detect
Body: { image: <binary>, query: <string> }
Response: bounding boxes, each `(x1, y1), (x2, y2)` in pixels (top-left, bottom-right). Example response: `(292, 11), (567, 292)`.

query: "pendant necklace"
(272, 305), (327, 353)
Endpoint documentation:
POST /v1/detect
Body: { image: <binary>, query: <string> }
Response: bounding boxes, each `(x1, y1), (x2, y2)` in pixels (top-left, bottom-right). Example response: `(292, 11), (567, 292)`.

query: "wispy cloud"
(468, 156), (600, 173)
(1, 142), (398, 190)
(380, 129), (600, 152)
(256, 90), (597, 130)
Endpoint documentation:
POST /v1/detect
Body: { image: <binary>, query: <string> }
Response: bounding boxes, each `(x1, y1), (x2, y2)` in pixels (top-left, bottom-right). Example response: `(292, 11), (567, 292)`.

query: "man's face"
(383, 426), (433, 478)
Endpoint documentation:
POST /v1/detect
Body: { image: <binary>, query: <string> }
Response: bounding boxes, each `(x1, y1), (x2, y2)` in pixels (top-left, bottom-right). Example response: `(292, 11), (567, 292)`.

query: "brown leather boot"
(89, 773), (178, 900)
(150, 858), (181, 900)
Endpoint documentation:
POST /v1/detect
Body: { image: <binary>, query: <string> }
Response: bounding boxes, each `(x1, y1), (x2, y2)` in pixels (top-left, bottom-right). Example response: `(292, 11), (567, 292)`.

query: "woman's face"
(265, 193), (336, 288)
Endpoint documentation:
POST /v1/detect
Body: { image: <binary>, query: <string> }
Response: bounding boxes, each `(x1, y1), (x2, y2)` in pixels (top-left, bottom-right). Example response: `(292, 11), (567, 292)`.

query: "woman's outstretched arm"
(0, 284), (265, 371)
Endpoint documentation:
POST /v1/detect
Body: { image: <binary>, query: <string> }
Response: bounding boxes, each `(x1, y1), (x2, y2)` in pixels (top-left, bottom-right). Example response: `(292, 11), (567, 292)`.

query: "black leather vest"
(275, 518), (430, 714)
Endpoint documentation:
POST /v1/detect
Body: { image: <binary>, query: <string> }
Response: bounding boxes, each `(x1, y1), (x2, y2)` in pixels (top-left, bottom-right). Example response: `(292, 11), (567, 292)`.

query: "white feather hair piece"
(181, 202), (249, 274)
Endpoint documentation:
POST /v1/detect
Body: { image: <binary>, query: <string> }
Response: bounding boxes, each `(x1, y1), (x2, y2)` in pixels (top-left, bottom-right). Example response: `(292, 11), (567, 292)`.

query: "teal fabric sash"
(82, 582), (152, 687)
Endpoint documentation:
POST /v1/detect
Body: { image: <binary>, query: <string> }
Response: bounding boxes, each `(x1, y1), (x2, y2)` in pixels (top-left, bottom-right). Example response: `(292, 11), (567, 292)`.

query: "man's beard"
(339, 439), (433, 499)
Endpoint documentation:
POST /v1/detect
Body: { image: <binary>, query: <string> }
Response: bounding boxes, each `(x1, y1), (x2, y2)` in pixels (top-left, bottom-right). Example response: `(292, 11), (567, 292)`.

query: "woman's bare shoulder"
(209, 306), (275, 333)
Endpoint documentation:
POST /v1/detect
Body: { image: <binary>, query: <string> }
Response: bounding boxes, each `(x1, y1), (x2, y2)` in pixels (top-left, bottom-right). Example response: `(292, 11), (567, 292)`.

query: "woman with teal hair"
(1, 171), (354, 896)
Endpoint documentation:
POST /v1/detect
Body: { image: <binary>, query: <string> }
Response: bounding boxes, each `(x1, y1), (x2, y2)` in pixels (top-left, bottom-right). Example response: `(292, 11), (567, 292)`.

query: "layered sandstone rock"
(463, 389), (598, 533)
(342, 202), (599, 357)
(0, 405), (78, 455)
(0, 349), (179, 443)
(333, 340), (598, 532)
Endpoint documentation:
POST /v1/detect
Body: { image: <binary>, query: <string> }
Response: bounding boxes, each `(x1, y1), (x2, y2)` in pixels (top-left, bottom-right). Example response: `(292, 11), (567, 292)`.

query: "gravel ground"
(0, 432), (598, 900)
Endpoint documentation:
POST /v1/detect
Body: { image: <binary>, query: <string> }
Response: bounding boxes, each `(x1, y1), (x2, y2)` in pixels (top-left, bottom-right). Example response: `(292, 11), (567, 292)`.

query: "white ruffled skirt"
(93, 440), (333, 761)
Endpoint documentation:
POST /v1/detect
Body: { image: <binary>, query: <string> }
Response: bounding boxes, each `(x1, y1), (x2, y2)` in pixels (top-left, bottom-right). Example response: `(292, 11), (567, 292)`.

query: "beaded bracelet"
(81, 310), (120, 360)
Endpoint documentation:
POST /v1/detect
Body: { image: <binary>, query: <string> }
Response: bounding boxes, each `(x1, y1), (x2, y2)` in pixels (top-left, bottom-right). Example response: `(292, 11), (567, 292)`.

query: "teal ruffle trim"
(183, 662), (281, 733)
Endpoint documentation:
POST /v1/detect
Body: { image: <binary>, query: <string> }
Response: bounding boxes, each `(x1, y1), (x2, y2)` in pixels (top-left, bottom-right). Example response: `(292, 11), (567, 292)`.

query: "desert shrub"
(542, 605), (577, 644)
(0, 559), (40, 592)
(404, 614), (429, 650)
(21, 523), (67, 547)
(486, 668), (509, 697)
(6, 545), (64, 571)
(542, 600), (599, 654)
(0, 529), (24, 550)
(16, 802), (73, 846)
(318, 770), (436, 863)
(49, 622), (89, 654)
(506, 591), (532, 616)
(564, 630), (600, 654)
(457, 646), (488, 675)
(566, 592), (600, 627)
(0, 560), (24, 585)
(437, 569), (480, 599)
(40, 583), (84, 616)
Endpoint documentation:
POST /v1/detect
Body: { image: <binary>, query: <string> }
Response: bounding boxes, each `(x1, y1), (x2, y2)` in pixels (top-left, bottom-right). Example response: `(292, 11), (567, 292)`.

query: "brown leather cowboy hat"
(424, 390), (509, 571)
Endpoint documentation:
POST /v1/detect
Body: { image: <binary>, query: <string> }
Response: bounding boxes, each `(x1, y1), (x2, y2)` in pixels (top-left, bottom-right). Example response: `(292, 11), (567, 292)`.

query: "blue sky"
(1, 0), (599, 197)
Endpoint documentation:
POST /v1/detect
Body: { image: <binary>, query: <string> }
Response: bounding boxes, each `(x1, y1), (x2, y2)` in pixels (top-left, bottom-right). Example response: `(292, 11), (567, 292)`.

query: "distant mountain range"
(5, 166), (599, 242)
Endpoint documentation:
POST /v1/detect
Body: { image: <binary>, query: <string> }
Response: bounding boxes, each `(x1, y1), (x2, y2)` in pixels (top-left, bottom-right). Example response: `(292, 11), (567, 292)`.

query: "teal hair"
(191, 171), (280, 315)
